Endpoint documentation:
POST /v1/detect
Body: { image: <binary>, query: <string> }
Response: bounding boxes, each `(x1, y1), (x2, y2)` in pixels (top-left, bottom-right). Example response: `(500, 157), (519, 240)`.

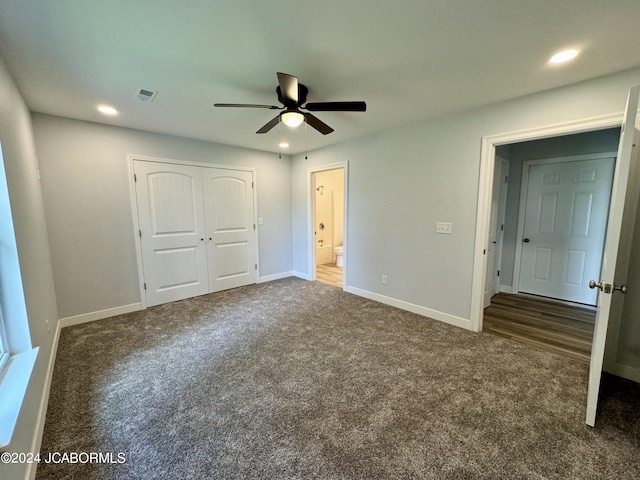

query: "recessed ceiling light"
(549, 49), (580, 64)
(279, 142), (289, 148)
(97, 105), (118, 116)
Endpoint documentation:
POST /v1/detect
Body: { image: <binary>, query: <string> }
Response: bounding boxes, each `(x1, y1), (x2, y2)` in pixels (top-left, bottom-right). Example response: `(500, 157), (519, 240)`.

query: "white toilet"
(334, 245), (344, 268)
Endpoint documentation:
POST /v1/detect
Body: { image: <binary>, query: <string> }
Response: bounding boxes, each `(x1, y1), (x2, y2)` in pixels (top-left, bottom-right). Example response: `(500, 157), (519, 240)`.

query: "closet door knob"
(523, 238), (530, 243)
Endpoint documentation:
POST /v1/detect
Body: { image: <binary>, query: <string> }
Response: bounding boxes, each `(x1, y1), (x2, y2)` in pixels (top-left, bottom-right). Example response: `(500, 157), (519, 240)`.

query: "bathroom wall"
(314, 175), (334, 264)
(314, 168), (344, 265)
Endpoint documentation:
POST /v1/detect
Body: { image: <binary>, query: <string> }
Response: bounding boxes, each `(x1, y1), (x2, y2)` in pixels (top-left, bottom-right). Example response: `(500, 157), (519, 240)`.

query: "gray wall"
(32, 115), (293, 319)
(5, 60), (640, 476)
(497, 128), (621, 289)
(290, 67), (640, 371)
(0, 59), (59, 480)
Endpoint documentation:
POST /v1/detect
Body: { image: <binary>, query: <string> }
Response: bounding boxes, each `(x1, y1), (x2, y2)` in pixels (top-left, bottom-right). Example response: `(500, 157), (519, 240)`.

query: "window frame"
(0, 313), (8, 372)
(0, 139), (39, 448)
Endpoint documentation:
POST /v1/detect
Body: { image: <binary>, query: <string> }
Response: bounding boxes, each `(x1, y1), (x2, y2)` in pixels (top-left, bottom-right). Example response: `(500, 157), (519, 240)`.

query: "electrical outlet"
(258, 217), (263, 225)
(436, 222), (452, 234)
(45, 319), (50, 333)
(381, 274), (388, 285)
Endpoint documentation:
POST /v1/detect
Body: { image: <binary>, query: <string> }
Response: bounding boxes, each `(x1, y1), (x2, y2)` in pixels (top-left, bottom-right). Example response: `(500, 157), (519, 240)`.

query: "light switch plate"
(436, 222), (452, 234)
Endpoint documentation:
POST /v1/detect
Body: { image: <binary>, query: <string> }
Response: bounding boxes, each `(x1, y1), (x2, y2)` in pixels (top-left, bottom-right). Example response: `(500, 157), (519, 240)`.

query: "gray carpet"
(37, 278), (640, 479)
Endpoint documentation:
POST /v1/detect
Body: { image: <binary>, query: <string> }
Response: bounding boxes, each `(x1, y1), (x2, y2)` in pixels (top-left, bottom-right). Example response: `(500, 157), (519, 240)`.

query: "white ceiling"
(1, 0), (640, 154)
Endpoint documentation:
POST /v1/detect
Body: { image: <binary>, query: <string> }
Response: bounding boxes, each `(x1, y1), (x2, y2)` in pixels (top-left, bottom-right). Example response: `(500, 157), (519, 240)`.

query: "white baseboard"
(26, 322), (61, 480)
(293, 271), (313, 281)
(345, 286), (472, 331)
(608, 362), (640, 384)
(59, 303), (142, 328)
(499, 285), (514, 294)
(258, 271), (293, 283)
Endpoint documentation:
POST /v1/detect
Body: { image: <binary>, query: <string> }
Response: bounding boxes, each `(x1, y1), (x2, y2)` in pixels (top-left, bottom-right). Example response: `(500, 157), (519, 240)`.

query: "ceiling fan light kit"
(214, 72), (366, 135)
(281, 111), (304, 127)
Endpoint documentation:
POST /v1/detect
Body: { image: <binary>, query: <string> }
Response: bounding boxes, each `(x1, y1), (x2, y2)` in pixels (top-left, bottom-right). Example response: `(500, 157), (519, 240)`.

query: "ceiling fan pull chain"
(305, 120), (308, 160)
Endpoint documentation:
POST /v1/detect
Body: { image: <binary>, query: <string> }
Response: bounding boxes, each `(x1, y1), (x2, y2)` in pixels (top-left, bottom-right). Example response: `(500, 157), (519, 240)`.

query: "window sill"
(0, 347), (38, 448)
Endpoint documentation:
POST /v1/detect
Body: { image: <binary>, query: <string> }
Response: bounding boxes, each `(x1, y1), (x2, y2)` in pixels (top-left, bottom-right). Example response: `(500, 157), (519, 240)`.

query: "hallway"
(484, 293), (595, 364)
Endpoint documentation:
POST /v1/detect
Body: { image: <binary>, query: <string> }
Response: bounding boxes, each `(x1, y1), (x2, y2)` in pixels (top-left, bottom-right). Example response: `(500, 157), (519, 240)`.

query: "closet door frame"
(128, 154), (259, 309)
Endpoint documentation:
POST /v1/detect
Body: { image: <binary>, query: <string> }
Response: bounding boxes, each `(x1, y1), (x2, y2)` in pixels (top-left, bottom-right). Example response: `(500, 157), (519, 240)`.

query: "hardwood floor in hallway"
(483, 293), (596, 364)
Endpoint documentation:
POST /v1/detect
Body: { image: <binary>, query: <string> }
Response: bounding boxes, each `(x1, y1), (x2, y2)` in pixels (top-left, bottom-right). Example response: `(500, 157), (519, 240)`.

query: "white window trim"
(0, 347), (38, 448)
(0, 141), (39, 449)
(0, 315), (8, 372)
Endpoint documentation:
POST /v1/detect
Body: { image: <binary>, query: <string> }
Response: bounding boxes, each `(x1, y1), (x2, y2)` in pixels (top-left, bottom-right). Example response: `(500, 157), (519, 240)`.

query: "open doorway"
(482, 128), (621, 363)
(310, 166), (346, 288)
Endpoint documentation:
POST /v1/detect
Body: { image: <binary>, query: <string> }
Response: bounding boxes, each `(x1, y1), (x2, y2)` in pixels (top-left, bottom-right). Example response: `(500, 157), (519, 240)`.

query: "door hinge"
(505, 175), (508, 184)
(501, 224), (504, 231)
(497, 270), (500, 277)
(483, 249), (486, 255)
(253, 224), (256, 230)
(144, 283), (147, 290)
(252, 181), (254, 188)
(134, 173), (137, 182)
(255, 264), (258, 270)
(139, 229), (142, 238)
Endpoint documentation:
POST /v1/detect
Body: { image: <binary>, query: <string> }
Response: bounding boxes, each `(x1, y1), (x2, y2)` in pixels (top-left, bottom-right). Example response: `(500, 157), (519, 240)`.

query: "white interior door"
(484, 158), (509, 307)
(203, 168), (257, 292)
(518, 155), (615, 305)
(134, 161), (209, 306)
(586, 86), (640, 426)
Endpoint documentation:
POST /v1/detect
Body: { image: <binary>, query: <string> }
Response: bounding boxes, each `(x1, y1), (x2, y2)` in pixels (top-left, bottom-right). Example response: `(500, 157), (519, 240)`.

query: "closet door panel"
(134, 161), (208, 306)
(203, 168), (258, 292)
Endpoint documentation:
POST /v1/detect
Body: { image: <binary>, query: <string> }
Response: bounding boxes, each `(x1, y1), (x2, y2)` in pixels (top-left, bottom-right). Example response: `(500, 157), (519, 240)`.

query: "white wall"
(32, 115), (293, 319)
(291, 67), (640, 329)
(0, 59), (59, 480)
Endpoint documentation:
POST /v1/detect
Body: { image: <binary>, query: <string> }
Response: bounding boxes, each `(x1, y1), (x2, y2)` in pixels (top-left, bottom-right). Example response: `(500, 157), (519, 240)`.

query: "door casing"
(472, 113), (624, 333)
(484, 157), (509, 307)
(307, 162), (348, 288)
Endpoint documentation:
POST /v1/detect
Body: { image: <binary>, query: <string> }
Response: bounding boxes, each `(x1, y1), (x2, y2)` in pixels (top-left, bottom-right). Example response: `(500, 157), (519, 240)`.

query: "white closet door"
(134, 161), (208, 306)
(203, 168), (257, 292)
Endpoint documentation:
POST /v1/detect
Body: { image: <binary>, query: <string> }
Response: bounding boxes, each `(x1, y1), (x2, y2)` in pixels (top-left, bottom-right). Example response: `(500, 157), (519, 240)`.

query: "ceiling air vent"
(135, 88), (158, 102)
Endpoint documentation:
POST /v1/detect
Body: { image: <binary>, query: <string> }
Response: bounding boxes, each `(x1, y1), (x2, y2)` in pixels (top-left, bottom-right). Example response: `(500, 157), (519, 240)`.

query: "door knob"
(523, 238), (530, 243)
(589, 280), (603, 290)
(614, 284), (628, 294)
(589, 280), (627, 294)
(589, 280), (610, 292)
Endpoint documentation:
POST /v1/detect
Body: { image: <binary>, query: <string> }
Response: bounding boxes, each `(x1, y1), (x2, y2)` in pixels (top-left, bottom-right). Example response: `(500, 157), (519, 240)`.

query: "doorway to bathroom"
(309, 163), (347, 289)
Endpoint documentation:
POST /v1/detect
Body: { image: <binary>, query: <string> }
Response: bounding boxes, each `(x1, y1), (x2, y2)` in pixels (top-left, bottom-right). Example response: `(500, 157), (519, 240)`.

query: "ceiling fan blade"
(304, 113), (334, 135)
(256, 115), (281, 134)
(305, 101), (367, 112)
(277, 72), (298, 104)
(214, 103), (281, 109)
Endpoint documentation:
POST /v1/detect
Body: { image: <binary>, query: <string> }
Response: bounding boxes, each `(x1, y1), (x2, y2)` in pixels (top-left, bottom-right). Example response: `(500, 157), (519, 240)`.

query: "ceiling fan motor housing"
(277, 83), (308, 107)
